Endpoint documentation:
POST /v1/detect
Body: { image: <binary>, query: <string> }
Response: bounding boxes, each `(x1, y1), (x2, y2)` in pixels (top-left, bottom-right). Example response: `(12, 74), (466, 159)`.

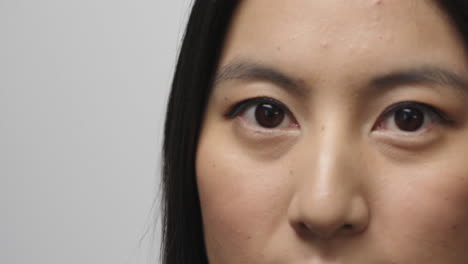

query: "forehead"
(220, 0), (467, 81)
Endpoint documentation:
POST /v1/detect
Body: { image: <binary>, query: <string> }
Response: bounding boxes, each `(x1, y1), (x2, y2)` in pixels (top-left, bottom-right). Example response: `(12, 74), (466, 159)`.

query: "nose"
(288, 128), (370, 241)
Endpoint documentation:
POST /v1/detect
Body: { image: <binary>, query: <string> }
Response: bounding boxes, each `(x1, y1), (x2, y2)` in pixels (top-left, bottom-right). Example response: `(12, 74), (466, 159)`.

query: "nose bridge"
(308, 110), (358, 193)
(316, 119), (354, 191)
(290, 116), (369, 240)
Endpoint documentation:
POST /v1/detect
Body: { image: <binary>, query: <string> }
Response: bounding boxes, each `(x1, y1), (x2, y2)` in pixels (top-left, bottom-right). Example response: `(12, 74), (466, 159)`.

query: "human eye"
(224, 97), (299, 130)
(372, 101), (453, 135)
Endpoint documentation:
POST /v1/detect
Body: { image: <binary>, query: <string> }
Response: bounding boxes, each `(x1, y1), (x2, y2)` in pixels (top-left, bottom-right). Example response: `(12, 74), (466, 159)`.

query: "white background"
(1, 0), (191, 263)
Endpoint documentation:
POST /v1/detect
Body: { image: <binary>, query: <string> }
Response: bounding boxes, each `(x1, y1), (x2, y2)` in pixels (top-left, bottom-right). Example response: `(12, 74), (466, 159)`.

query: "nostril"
(298, 222), (310, 232)
(294, 222), (315, 239)
(292, 222), (307, 239)
(295, 221), (348, 240)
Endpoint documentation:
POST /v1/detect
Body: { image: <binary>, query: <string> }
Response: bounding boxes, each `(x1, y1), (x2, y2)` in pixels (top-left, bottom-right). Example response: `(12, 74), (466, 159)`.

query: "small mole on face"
(296, 78), (306, 86)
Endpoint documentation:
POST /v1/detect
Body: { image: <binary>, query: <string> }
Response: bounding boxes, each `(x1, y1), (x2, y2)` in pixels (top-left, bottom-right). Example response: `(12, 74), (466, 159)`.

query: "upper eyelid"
(379, 101), (451, 122)
(381, 102), (430, 117)
(224, 97), (292, 118)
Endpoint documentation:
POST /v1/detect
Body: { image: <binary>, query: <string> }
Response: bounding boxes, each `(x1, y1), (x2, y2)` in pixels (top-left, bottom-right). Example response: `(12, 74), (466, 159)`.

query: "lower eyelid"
(236, 121), (302, 144)
(370, 129), (440, 150)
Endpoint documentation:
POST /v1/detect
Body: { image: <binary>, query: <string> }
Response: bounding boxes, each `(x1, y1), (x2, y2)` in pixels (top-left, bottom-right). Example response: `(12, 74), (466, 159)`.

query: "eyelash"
(224, 97), (290, 119)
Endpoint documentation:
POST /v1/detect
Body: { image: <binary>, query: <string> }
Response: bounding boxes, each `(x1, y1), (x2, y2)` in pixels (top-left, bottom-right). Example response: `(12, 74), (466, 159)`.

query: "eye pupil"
(394, 107), (424, 131)
(255, 103), (285, 128)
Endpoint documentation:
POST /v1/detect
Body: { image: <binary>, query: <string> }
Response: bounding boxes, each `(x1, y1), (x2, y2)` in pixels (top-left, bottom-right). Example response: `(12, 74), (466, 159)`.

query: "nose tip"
(291, 195), (369, 240)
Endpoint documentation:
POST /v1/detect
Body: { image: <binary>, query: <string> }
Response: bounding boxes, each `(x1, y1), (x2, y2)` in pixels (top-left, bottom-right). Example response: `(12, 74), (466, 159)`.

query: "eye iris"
(394, 107), (424, 132)
(255, 103), (285, 128)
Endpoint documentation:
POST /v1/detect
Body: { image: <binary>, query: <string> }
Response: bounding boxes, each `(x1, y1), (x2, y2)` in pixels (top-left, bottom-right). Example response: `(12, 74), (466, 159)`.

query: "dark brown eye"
(394, 107), (424, 132)
(374, 101), (451, 135)
(225, 97), (299, 130)
(255, 103), (285, 128)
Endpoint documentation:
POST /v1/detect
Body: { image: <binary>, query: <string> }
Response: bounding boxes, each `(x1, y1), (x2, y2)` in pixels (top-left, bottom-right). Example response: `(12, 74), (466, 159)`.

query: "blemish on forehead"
(377, 32), (395, 43)
(373, 0), (383, 6)
(320, 40), (330, 48)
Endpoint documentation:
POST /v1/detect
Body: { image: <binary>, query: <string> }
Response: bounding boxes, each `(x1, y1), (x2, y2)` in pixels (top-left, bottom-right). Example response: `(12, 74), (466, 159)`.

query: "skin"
(196, 0), (468, 263)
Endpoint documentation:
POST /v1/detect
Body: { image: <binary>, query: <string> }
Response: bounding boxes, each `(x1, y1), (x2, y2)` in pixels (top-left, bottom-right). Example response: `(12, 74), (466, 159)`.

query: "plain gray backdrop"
(2, 0), (191, 263)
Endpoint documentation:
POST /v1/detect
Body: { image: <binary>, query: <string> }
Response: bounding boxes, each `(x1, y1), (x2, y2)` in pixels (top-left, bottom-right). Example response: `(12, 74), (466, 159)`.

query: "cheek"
(374, 158), (468, 262)
(196, 134), (293, 262)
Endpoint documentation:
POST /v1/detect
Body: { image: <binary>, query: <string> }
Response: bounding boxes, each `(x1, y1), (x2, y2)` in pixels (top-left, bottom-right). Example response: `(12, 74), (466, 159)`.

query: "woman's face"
(196, 0), (468, 263)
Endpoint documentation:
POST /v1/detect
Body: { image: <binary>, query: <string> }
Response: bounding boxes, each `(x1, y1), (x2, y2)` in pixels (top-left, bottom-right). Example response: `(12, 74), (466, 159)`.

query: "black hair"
(161, 1), (238, 263)
(436, 1), (468, 51)
(161, 1), (468, 263)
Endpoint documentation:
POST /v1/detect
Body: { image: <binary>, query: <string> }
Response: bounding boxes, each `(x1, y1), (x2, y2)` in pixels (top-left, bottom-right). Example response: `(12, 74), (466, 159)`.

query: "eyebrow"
(215, 60), (468, 95)
(214, 61), (309, 97)
(371, 67), (468, 93)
